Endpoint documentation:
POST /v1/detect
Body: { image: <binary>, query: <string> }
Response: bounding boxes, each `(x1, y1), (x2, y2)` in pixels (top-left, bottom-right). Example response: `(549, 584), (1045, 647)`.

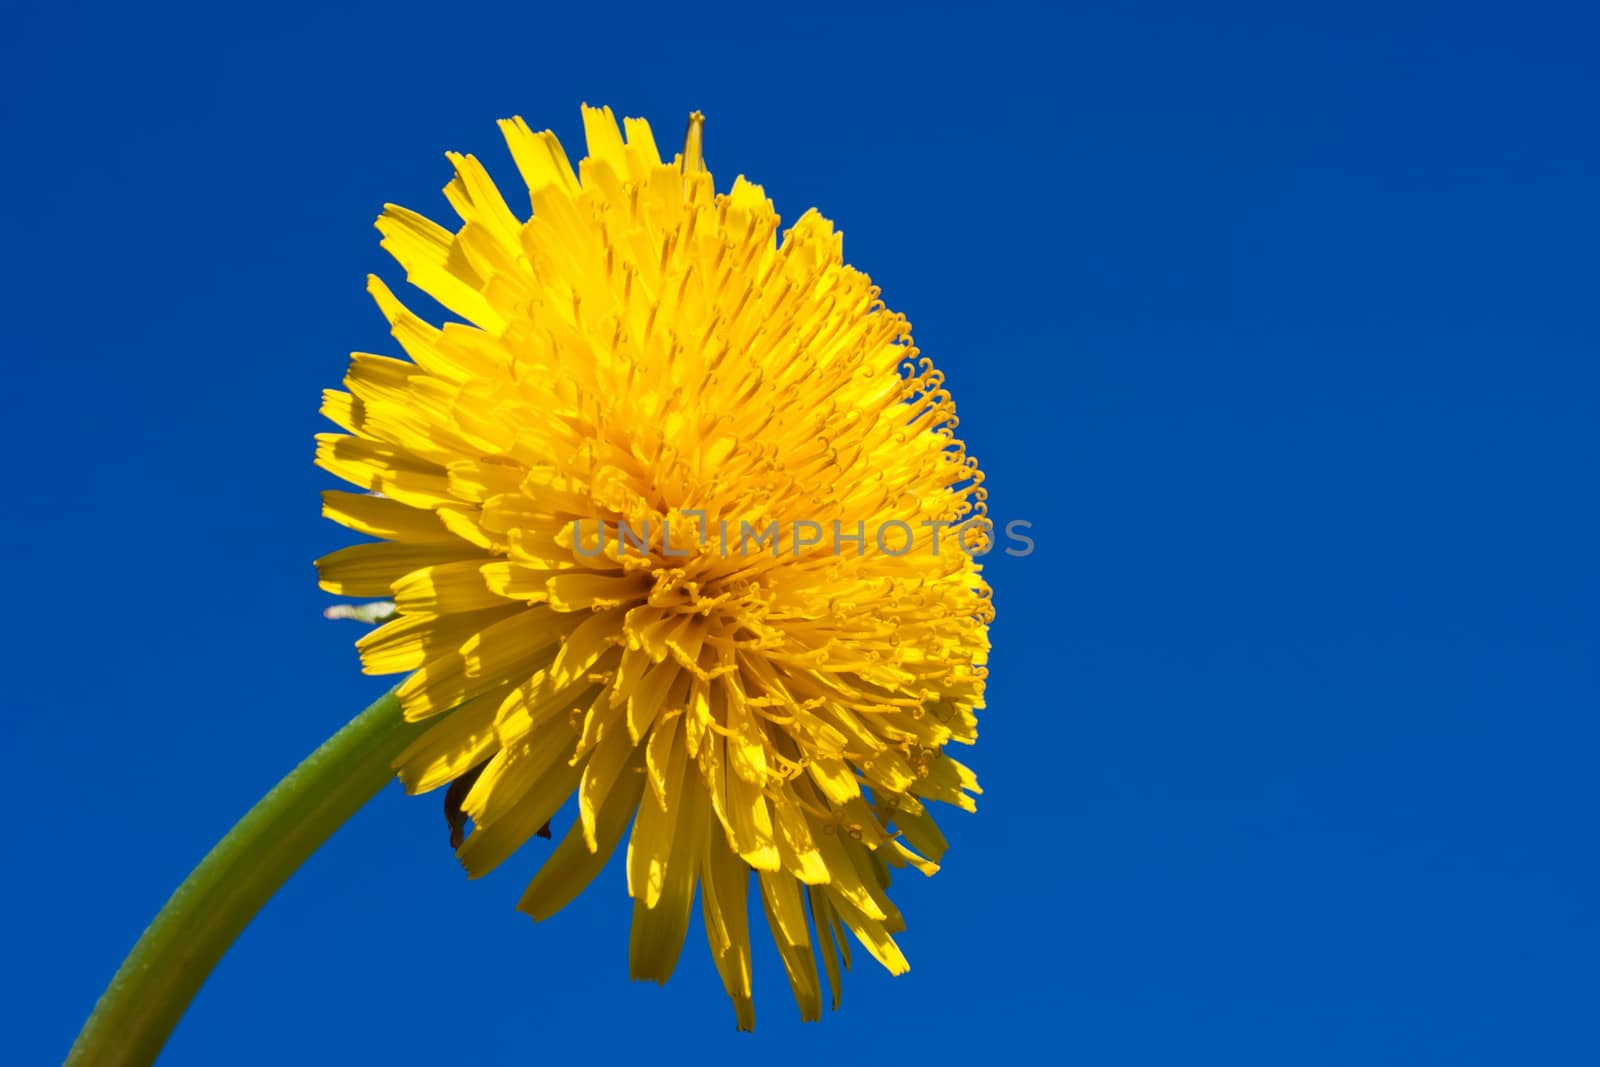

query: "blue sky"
(4, 1), (1596, 1063)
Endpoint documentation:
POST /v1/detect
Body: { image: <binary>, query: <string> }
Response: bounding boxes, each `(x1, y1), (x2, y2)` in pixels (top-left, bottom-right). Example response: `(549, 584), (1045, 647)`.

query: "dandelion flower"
(315, 105), (992, 1027)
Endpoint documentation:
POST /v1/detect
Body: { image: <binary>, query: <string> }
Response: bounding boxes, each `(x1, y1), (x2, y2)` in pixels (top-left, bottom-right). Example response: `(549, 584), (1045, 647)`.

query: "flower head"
(316, 106), (992, 1027)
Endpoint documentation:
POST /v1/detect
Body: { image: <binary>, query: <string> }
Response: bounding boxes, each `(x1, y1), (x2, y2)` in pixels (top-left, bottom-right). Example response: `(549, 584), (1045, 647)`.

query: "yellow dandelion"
(315, 105), (993, 1028)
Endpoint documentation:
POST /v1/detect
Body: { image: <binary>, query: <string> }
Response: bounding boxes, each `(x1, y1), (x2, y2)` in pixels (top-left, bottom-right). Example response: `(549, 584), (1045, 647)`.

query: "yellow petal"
(321, 490), (460, 543)
(826, 890), (909, 977)
(701, 827), (755, 1031)
(770, 790), (830, 885)
(314, 433), (454, 509)
(315, 541), (482, 598)
(395, 607), (563, 718)
(627, 758), (706, 983)
(456, 745), (580, 878)
(759, 871), (822, 1022)
(375, 203), (503, 330)
(497, 116), (579, 199)
(892, 804), (949, 863)
(391, 685), (505, 793)
(726, 765), (780, 871)
(547, 606), (628, 687)
(518, 750), (645, 920)
(390, 560), (509, 614)
(812, 830), (887, 921)
(578, 713), (641, 851)
(546, 572), (650, 611)
(580, 104), (628, 178)
(810, 890), (846, 1010)
(356, 605), (520, 679)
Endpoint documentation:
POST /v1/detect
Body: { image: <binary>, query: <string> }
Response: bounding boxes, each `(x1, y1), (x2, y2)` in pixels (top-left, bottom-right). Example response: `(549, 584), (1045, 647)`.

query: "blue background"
(4, 1), (1595, 1062)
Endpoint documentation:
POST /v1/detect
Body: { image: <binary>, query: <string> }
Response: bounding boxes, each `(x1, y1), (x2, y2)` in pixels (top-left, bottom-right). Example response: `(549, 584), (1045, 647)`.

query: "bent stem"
(67, 688), (423, 1066)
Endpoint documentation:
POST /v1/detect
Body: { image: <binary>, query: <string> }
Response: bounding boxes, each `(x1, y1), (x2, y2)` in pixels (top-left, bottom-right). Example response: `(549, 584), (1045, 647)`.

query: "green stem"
(67, 688), (424, 1066)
